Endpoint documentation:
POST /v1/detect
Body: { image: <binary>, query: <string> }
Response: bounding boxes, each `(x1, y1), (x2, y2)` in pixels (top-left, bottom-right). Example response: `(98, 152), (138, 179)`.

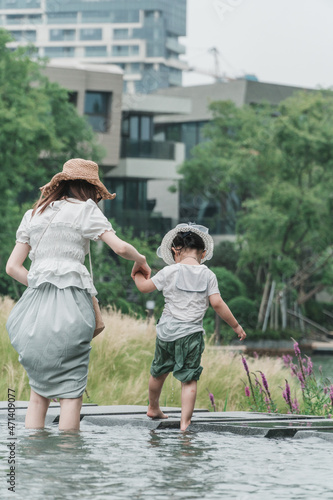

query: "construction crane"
(186, 47), (233, 82)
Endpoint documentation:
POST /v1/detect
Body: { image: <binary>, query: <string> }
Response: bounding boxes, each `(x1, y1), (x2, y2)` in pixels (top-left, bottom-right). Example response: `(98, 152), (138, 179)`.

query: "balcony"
(166, 37), (186, 55)
(121, 139), (175, 160)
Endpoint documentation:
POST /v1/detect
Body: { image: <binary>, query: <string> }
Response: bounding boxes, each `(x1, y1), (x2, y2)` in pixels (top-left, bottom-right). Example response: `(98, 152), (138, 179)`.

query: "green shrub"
(227, 296), (257, 329)
(210, 266), (246, 302)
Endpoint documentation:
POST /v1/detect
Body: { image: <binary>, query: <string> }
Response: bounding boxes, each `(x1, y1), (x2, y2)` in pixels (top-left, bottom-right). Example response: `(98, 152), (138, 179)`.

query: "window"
(10, 30), (36, 42)
(49, 29), (75, 41)
(47, 12), (77, 24)
(80, 28), (102, 41)
(113, 29), (129, 40)
(84, 91), (112, 133)
(85, 46), (107, 57)
(122, 114), (153, 141)
(112, 45), (139, 57)
(44, 47), (75, 57)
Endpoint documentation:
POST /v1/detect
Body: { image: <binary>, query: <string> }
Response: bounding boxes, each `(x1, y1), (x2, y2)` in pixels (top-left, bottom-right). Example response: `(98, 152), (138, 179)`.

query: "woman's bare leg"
(147, 373), (169, 419)
(180, 380), (197, 431)
(59, 396), (83, 431)
(25, 389), (50, 429)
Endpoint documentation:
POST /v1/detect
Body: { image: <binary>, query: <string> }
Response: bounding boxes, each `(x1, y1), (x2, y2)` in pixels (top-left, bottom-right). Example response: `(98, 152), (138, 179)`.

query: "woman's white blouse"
(16, 198), (114, 295)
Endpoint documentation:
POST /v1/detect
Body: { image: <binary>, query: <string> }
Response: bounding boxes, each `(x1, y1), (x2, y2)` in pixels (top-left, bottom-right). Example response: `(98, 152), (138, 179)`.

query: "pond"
(1, 419), (333, 500)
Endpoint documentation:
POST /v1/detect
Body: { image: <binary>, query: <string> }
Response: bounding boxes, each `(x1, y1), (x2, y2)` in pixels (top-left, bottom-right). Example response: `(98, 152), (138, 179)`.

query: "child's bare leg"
(180, 380), (197, 431)
(25, 389), (50, 429)
(59, 396), (83, 431)
(147, 373), (169, 419)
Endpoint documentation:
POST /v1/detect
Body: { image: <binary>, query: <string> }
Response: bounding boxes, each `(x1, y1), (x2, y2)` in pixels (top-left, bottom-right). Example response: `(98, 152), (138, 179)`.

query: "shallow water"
(1, 419), (333, 500)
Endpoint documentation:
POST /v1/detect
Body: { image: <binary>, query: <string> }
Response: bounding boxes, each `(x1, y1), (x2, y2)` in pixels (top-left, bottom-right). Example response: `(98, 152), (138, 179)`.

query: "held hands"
(131, 259), (151, 280)
(233, 324), (246, 341)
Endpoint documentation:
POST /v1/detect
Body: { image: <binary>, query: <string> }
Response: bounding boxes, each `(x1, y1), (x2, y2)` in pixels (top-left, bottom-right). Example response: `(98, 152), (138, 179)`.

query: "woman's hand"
(131, 260), (151, 280)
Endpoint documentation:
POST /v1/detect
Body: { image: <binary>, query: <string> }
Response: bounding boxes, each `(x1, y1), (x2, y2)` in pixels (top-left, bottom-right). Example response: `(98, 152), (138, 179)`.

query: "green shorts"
(150, 331), (205, 382)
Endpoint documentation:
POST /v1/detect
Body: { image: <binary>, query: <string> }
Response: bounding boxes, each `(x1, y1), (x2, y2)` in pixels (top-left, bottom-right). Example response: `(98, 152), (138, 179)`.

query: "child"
(134, 223), (246, 431)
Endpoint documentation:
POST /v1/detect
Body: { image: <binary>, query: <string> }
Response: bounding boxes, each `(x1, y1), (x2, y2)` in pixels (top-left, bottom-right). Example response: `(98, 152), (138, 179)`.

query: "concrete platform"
(1, 402), (332, 439)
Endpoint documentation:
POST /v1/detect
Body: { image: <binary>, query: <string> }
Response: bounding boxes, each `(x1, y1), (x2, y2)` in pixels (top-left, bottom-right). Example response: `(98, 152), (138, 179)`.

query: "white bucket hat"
(156, 222), (214, 266)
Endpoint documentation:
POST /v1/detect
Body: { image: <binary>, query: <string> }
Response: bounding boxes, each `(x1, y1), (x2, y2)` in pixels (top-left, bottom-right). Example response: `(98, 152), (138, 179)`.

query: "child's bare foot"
(147, 406), (168, 419)
(180, 419), (191, 431)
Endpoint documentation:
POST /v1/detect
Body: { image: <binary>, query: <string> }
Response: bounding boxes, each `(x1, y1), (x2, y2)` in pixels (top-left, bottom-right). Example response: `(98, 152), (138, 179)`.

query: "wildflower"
(282, 354), (292, 368)
(291, 398), (300, 413)
(306, 357), (313, 377)
(293, 341), (301, 357)
(245, 386), (250, 397)
(241, 356), (250, 375)
(323, 387), (329, 395)
(282, 379), (292, 411)
(259, 371), (271, 399)
(206, 389), (216, 411)
(290, 363), (298, 377)
(297, 371), (305, 390)
(329, 386), (333, 407)
(253, 351), (259, 359)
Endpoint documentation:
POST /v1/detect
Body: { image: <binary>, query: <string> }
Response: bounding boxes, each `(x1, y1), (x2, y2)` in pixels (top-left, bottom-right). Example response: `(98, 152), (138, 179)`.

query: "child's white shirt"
(151, 263), (220, 341)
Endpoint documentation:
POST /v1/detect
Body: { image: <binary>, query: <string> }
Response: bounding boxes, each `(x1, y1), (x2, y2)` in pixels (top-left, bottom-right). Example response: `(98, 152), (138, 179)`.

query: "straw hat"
(157, 222), (214, 266)
(40, 158), (116, 200)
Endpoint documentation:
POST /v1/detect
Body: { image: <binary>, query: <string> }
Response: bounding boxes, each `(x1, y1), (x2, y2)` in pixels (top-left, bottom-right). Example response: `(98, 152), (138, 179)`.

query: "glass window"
(130, 45), (139, 56)
(80, 28), (102, 41)
(129, 116), (139, 140)
(112, 45), (129, 57)
(47, 12), (77, 24)
(49, 29), (75, 41)
(113, 29), (129, 40)
(181, 123), (197, 158)
(10, 30), (36, 42)
(85, 46), (107, 57)
(84, 91), (112, 133)
(141, 116), (151, 141)
(44, 47), (75, 57)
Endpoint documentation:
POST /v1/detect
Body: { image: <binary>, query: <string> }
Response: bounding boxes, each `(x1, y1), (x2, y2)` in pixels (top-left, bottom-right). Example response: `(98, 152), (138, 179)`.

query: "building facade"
(2, 0), (187, 93)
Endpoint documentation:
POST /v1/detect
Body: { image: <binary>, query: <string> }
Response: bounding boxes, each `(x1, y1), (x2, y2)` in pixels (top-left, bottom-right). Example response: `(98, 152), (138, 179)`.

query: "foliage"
(180, 92), (333, 309)
(242, 341), (333, 416)
(90, 223), (162, 316)
(209, 240), (239, 271)
(0, 29), (103, 298)
(210, 266), (246, 301)
(0, 297), (297, 411)
(227, 296), (257, 329)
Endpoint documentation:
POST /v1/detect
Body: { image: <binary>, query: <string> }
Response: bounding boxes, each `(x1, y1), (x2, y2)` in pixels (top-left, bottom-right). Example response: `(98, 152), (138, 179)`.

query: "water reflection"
(1, 420), (333, 499)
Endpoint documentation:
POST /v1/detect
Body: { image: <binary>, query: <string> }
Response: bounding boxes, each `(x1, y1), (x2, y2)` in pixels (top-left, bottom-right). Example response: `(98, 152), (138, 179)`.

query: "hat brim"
(40, 172), (116, 200)
(157, 225), (214, 266)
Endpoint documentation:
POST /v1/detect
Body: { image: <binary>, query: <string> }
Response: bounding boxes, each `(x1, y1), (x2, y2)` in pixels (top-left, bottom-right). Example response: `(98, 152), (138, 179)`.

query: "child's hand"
(233, 324), (246, 341)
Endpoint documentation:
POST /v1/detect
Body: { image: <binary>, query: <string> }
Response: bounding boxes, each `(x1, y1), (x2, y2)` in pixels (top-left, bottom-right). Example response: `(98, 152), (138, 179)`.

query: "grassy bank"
(0, 297), (299, 411)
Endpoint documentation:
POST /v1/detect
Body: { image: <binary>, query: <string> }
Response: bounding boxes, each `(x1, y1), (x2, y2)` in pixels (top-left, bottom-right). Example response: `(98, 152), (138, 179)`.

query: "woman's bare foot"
(147, 406), (168, 419)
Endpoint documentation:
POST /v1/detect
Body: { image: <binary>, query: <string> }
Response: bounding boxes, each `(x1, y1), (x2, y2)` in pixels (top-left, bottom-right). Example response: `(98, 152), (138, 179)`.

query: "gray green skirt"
(6, 283), (95, 399)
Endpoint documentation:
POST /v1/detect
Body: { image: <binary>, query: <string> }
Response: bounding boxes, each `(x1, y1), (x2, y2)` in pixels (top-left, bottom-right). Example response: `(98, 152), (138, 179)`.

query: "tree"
(0, 29), (103, 297)
(180, 91), (333, 307)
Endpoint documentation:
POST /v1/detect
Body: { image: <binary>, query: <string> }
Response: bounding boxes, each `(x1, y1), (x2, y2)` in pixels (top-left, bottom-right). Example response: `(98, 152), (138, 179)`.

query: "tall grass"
(0, 297), (298, 411)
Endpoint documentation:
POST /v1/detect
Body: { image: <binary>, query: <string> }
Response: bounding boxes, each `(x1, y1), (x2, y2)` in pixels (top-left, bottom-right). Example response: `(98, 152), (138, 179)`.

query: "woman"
(6, 158), (150, 431)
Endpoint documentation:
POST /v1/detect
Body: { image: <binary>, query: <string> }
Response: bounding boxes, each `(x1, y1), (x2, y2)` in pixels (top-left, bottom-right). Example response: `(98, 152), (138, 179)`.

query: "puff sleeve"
(16, 209), (33, 245)
(207, 270), (220, 297)
(81, 199), (115, 241)
(151, 267), (167, 291)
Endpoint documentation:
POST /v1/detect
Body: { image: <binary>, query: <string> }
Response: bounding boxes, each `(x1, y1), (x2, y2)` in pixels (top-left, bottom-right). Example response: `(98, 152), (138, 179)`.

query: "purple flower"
(290, 363), (298, 377)
(253, 351), (259, 359)
(306, 358), (313, 376)
(297, 371), (305, 389)
(206, 389), (216, 411)
(329, 386), (333, 406)
(245, 386), (250, 397)
(291, 398), (300, 413)
(323, 387), (329, 395)
(242, 356), (249, 375)
(294, 342), (301, 357)
(283, 379), (292, 407)
(260, 371), (270, 395)
(282, 354), (292, 367)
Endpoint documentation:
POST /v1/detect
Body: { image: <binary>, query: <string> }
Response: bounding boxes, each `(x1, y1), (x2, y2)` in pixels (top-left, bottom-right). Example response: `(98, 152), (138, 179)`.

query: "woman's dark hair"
(171, 231), (205, 258)
(33, 179), (100, 215)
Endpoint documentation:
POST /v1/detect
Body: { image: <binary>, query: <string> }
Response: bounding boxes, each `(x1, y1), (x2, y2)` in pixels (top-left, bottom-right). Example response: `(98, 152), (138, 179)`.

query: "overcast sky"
(180, 0), (333, 89)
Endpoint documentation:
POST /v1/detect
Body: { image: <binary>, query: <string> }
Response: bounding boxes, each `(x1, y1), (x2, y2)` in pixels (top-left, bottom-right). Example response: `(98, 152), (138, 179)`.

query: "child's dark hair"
(172, 231), (205, 258)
